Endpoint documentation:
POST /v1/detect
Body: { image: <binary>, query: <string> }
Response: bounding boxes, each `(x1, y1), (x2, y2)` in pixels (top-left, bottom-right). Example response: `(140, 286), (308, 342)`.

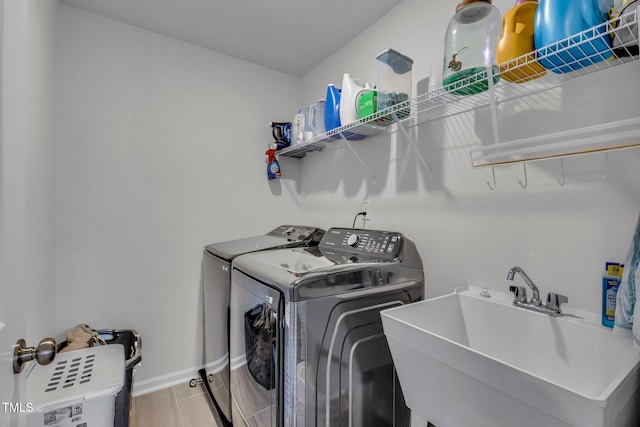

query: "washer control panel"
(321, 228), (402, 259)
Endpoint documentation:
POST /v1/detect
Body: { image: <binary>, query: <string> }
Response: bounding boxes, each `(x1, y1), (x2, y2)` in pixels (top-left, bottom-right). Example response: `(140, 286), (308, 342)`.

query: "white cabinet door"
(0, 311), (27, 427)
(1, 1), (29, 425)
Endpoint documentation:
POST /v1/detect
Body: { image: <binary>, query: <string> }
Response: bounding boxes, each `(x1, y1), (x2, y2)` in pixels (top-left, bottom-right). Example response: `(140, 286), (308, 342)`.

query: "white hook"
(519, 163), (528, 189)
(486, 167), (497, 190)
(556, 158), (565, 187)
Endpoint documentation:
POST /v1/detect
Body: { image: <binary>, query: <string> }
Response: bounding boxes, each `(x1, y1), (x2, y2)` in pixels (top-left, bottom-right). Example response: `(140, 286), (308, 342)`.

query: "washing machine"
(229, 227), (424, 427)
(201, 225), (325, 426)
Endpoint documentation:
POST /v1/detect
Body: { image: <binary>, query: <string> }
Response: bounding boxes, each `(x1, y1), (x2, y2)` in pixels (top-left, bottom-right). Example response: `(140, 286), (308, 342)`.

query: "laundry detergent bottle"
(443, 0), (502, 95)
(339, 73), (370, 125)
(534, 0), (614, 73)
(497, 0), (546, 82)
(325, 84), (342, 132)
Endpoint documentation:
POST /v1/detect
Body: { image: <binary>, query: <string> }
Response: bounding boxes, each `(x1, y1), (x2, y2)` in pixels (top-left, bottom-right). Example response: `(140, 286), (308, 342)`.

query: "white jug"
(339, 74), (370, 125)
(308, 100), (326, 137)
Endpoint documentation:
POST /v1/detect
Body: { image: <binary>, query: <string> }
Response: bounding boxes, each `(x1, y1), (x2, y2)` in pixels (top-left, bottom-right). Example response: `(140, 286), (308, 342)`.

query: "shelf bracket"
(391, 112), (433, 181)
(338, 133), (377, 185)
(486, 65), (501, 147)
(557, 159), (566, 187)
(518, 163), (528, 189)
(486, 167), (497, 190)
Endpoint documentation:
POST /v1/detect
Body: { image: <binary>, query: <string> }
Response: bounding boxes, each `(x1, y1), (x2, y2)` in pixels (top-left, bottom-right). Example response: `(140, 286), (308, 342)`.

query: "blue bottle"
(601, 262), (623, 328)
(324, 83), (365, 141)
(325, 84), (342, 132)
(534, 0), (614, 73)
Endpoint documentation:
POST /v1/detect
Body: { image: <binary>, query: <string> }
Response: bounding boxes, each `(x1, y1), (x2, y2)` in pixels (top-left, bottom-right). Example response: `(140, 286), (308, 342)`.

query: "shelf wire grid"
(278, 10), (639, 160)
(470, 9), (640, 167)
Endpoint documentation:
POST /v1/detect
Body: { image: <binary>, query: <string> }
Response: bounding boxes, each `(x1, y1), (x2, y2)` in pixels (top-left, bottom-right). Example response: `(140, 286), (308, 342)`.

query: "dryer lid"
(205, 225), (323, 261)
(206, 235), (292, 261)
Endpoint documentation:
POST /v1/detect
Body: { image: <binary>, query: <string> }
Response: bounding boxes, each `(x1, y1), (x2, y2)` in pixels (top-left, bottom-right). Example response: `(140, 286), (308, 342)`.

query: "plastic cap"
(376, 49), (414, 74)
(456, 0), (491, 13)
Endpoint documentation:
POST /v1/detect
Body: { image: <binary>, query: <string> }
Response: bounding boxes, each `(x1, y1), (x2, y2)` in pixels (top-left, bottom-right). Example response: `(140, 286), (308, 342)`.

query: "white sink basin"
(381, 286), (640, 427)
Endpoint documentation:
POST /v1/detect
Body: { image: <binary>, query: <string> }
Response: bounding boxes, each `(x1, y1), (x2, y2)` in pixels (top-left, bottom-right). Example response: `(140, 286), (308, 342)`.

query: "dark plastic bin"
(58, 329), (142, 427)
(99, 329), (142, 427)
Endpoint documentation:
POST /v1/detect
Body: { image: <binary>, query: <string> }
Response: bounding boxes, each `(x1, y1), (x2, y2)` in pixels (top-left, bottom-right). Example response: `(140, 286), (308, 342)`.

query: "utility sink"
(381, 286), (640, 427)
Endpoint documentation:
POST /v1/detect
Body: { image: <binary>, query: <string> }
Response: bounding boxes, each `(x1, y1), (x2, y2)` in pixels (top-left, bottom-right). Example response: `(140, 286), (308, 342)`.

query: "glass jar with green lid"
(443, 0), (502, 95)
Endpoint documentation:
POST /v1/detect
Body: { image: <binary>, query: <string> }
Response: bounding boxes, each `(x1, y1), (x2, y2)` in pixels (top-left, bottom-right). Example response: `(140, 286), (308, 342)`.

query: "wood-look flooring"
(131, 381), (222, 427)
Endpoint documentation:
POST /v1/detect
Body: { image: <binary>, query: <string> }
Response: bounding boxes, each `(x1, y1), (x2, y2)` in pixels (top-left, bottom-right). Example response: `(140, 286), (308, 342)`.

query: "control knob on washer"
(346, 234), (360, 247)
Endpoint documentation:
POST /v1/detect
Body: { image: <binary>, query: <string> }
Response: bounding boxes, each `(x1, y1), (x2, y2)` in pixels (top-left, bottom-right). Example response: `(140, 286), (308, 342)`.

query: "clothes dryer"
(229, 228), (424, 427)
(201, 225), (324, 426)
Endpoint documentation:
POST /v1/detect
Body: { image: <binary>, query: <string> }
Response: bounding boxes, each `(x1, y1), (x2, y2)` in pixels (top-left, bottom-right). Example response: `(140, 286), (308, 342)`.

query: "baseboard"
(132, 366), (198, 397)
(132, 355), (227, 397)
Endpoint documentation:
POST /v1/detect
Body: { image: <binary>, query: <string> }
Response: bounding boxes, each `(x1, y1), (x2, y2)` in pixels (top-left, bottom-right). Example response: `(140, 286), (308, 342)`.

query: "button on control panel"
(346, 233), (360, 247)
(321, 228), (402, 259)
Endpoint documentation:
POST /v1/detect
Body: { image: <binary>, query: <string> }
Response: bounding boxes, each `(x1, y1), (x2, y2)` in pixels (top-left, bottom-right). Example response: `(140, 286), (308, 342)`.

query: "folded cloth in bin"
(244, 304), (276, 390)
(59, 324), (107, 353)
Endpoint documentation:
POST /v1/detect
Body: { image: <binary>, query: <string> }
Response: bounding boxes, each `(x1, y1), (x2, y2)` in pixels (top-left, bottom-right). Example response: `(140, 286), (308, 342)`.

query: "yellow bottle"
(496, 0), (546, 83)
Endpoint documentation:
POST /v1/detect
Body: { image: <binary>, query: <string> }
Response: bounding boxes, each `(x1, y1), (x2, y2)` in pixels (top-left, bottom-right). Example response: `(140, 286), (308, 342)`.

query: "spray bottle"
(266, 143), (281, 180)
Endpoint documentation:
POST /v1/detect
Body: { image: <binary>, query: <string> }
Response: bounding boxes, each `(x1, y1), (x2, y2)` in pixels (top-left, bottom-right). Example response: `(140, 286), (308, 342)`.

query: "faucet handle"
(509, 285), (528, 303)
(546, 293), (568, 312)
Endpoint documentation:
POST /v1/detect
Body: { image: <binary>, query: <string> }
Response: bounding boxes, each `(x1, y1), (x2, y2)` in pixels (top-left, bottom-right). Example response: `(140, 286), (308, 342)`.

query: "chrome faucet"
(507, 266), (541, 306)
(506, 266), (568, 316)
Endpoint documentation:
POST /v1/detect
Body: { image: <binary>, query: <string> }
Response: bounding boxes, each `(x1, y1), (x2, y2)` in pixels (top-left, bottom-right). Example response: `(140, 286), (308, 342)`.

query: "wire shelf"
(276, 100), (414, 158)
(278, 10), (639, 161)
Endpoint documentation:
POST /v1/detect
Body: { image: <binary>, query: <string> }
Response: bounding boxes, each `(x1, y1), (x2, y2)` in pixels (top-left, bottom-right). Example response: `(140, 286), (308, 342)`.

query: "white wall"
(54, 4), (302, 392)
(293, 0), (640, 313)
(53, 0), (640, 396)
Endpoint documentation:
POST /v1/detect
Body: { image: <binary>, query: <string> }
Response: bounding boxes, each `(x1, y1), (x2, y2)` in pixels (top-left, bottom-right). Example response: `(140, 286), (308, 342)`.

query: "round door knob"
(13, 337), (57, 374)
(346, 234), (360, 247)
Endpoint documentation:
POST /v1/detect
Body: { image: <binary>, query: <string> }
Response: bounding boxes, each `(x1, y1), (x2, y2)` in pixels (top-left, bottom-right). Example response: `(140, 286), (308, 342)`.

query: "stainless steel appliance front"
(201, 226), (323, 426)
(229, 228), (424, 427)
